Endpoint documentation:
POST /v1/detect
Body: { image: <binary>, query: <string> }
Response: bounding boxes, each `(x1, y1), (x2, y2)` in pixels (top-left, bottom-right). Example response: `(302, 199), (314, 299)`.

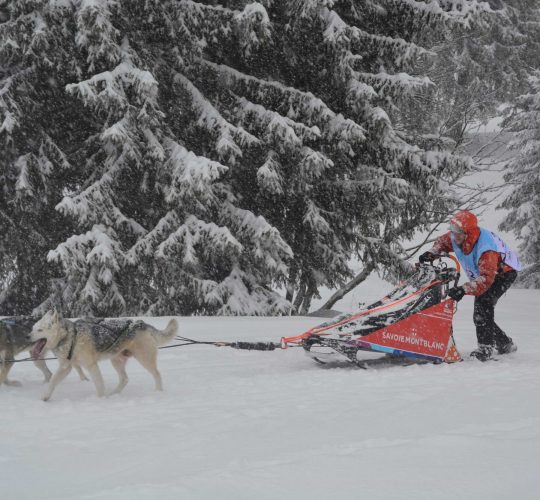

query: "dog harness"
(65, 319), (146, 359)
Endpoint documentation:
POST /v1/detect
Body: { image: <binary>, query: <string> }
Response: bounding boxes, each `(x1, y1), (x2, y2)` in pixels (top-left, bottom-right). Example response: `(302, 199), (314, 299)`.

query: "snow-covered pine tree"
(1, 0), (293, 316)
(499, 72), (540, 287)
(413, 0), (539, 152)
(0, 1), (81, 314)
(56, 0), (298, 316)
(189, 0), (481, 312)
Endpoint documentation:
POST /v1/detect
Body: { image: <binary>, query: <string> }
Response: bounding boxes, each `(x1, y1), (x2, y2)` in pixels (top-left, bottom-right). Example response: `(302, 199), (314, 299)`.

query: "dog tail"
(153, 318), (178, 346)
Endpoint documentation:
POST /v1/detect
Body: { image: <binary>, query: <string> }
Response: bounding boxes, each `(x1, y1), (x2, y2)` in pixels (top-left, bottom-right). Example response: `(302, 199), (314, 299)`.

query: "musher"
(419, 210), (522, 361)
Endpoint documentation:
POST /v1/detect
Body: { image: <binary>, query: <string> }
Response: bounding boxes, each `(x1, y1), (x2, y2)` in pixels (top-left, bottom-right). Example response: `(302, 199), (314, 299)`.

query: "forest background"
(1, 0), (539, 317)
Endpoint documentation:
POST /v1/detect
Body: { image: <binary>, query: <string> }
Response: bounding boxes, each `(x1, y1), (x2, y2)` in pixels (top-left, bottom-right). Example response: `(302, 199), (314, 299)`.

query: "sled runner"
(280, 257), (463, 367)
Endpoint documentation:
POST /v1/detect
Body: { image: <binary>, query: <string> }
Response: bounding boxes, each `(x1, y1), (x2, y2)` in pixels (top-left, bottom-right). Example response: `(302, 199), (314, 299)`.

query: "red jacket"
(431, 230), (514, 296)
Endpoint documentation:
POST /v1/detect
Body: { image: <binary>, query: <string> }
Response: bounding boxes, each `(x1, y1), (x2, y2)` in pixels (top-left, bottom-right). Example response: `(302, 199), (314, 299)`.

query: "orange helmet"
(449, 210), (478, 235)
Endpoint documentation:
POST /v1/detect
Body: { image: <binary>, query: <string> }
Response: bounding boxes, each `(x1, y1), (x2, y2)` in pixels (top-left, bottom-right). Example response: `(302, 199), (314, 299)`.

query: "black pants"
(473, 271), (517, 347)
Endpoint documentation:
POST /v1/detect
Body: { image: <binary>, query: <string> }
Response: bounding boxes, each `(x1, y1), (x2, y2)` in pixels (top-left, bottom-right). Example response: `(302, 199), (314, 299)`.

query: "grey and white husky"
(0, 316), (88, 387)
(0, 316), (53, 386)
(31, 311), (178, 401)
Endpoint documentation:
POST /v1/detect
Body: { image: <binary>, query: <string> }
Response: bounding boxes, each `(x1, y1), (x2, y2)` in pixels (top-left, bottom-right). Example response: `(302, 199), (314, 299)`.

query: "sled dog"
(31, 311), (178, 401)
(0, 316), (54, 386)
(0, 316), (88, 387)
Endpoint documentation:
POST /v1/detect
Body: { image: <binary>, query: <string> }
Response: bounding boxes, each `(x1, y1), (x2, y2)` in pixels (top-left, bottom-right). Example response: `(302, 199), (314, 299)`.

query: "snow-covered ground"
(2, 287), (540, 500)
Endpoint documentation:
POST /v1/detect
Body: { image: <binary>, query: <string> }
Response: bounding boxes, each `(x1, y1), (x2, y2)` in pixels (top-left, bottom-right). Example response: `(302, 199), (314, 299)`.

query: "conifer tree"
(206, 0), (478, 311)
(416, 0), (540, 151)
(1, 0), (294, 316)
(500, 73), (540, 287)
(0, 1), (81, 313)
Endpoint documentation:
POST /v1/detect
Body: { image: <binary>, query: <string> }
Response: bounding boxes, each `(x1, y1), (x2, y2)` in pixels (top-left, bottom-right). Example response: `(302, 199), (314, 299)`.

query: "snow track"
(2, 290), (539, 499)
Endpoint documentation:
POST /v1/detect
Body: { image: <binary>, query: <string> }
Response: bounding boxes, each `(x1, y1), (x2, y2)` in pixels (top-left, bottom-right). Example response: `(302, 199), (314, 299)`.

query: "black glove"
(419, 251), (436, 264)
(447, 286), (465, 302)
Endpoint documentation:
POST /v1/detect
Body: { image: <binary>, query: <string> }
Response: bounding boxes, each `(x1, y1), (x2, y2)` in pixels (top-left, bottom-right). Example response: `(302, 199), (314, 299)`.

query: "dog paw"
(41, 395), (51, 402)
(5, 380), (22, 387)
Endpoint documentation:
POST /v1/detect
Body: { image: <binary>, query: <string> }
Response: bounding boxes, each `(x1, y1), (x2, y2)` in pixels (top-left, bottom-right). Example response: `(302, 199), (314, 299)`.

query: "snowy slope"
(2, 289), (540, 500)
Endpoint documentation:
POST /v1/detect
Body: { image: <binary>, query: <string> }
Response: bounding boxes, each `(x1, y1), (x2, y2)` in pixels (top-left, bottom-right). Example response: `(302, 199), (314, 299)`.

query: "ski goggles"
(449, 223), (465, 235)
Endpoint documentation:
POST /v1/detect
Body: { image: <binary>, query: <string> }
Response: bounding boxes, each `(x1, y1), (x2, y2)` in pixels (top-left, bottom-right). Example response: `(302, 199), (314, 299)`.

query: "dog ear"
(52, 308), (59, 324)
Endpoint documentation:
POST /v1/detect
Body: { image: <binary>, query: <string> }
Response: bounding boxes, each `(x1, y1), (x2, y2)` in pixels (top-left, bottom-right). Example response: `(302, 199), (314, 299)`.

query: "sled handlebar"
(432, 253), (461, 275)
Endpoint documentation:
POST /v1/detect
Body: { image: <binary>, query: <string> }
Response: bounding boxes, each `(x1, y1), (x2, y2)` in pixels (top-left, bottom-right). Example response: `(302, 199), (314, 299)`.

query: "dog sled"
(223, 256), (463, 368)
